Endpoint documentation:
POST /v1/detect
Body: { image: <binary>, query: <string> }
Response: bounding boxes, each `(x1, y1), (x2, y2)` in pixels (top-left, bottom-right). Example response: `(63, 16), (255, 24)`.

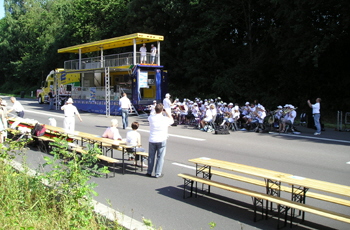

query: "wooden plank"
(189, 158), (350, 198)
(96, 155), (119, 163)
(136, 152), (149, 157)
(205, 169), (350, 207)
(178, 173), (350, 224)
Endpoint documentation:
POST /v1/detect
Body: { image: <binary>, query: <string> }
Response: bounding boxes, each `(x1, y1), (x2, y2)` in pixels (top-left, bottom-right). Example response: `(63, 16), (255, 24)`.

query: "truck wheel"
(38, 96), (43, 104)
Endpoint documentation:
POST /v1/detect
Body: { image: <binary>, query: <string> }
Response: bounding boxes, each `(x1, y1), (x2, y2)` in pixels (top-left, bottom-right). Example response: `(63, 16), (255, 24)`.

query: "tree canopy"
(0, 0), (349, 113)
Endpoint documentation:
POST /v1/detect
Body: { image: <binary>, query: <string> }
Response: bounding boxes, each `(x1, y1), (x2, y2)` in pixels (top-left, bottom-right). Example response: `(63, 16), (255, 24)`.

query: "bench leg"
(182, 178), (194, 198)
(277, 204), (290, 229)
(252, 197), (264, 222)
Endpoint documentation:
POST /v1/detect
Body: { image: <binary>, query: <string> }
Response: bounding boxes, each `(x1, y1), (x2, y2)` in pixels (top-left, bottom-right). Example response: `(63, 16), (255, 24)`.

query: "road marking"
(23, 110), (63, 119)
(172, 162), (196, 170)
(346, 161), (350, 165)
(273, 133), (350, 144)
(138, 128), (205, 141)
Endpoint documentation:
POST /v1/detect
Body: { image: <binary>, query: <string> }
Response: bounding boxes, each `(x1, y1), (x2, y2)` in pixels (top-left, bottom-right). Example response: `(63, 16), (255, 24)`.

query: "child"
(126, 122), (147, 167)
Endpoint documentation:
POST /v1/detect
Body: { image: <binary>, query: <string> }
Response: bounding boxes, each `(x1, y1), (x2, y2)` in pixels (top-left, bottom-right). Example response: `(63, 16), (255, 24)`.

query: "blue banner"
(74, 99), (121, 115)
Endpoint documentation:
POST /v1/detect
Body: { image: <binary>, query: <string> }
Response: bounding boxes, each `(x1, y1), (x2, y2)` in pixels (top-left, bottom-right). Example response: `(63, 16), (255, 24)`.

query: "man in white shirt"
(307, 98), (321, 135)
(150, 44), (157, 64)
(162, 93), (173, 115)
(119, 93), (132, 129)
(147, 103), (174, 178)
(8, 97), (25, 118)
(140, 43), (147, 64)
(61, 98), (82, 132)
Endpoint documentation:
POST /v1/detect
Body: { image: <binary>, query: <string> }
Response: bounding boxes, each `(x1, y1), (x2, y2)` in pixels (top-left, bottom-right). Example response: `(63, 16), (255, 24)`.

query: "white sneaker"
(142, 161), (148, 168)
(314, 132), (321, 135)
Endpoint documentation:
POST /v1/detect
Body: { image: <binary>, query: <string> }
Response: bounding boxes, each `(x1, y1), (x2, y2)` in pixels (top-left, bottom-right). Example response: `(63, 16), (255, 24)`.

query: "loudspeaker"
(66, 85), (72, 92)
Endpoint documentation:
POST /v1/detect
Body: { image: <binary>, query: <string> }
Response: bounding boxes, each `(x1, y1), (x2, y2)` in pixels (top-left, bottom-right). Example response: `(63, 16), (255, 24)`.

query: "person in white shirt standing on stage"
(140, 43), (147, 64)
(307, 98), (321, 135)
(147, 103), (174, 178)
(150, 44), (157, 64)
(61, 98), (82, 132)
(8, 97), (25, 118)
(119, 93), (132, 129)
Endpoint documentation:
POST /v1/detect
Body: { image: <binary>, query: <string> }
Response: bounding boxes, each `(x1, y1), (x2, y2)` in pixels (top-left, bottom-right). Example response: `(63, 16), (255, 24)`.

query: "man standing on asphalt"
(7, 97), (25, 118)
(61, 98), (82, 132)
(162, 93), (173, 115)
(119, 93), (132, 129)
(307, 98), (321, 135)
(48, 90), (54, 110)
(147, 103), (174, 178)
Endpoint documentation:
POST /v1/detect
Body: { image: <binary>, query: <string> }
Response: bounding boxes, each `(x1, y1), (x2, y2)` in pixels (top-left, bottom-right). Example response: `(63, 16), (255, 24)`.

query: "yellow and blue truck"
(39, 33), (168, 116)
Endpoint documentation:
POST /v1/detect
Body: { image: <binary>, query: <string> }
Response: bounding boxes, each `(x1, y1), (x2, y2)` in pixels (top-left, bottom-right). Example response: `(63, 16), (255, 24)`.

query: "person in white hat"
(61, 98), (82, 132)
(162, 93), (173, 115)
(279, 105), (297, 133)
(274, 105), (284, 128)
(251, 105), (266, 132)
(149, 100), (157, 115)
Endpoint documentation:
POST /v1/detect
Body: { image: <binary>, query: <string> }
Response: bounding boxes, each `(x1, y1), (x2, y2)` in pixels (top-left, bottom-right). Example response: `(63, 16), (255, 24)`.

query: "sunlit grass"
(0, 139), (125, 229)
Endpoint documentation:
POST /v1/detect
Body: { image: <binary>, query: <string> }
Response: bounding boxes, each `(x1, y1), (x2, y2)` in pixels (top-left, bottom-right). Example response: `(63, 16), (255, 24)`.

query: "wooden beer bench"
(178, 173), (350, 227)
(179, 157), (350, 228)
(71, 147), (119, 178)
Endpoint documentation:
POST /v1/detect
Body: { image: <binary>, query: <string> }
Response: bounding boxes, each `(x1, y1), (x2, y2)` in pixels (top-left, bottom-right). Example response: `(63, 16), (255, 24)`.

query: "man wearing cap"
(61, 98), (82, 132)
(119, 93), (132, 129)
(251, 105), (266, 132)
(163, 93), (173, 115)
(279, 105), (296, 133)
(150, 100), (157, 115)
(307, 98), (321, 135)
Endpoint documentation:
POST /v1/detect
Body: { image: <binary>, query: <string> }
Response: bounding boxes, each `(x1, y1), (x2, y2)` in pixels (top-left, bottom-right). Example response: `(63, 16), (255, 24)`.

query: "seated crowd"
(156, 97), (299, 133)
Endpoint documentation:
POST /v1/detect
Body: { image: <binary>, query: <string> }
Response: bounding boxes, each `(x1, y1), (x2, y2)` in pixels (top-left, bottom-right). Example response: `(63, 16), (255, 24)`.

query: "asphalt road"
(7, 97), (350, 230)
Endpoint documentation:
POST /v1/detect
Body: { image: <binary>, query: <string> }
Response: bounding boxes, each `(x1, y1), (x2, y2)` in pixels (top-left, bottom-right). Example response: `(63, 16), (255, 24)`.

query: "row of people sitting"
(157, 95), (299, 133)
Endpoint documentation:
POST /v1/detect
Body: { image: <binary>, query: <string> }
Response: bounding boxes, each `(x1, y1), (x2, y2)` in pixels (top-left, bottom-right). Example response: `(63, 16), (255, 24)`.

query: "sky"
(0, 0), (4, 19)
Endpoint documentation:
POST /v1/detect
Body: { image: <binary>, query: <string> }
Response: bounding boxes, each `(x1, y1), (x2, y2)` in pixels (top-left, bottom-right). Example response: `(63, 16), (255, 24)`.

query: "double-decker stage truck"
(39, 33), (168, 116)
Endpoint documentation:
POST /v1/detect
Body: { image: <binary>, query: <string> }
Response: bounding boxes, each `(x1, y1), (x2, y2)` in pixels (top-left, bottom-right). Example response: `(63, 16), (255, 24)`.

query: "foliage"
(38, 137), (110, 228)
(0, 0), (349, 112)
(0, 137), (123, 229)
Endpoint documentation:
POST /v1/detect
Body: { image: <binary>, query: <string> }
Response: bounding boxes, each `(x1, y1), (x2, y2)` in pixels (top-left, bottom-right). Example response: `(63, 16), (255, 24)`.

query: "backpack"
(214, 126), (230, 135)
(31, 123), (46, 137)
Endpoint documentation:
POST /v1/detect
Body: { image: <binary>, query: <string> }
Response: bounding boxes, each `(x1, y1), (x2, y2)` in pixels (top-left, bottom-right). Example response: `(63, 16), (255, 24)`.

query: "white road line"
(172, 162), (196, 170)
(272, 133), (350, 144)
(138, 128), (205, 141)
(23, 110), (63, 119)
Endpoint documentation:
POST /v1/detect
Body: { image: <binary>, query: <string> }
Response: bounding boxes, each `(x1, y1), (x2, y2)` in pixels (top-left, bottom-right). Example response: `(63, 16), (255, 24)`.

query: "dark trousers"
(16, 111), (24, 118)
